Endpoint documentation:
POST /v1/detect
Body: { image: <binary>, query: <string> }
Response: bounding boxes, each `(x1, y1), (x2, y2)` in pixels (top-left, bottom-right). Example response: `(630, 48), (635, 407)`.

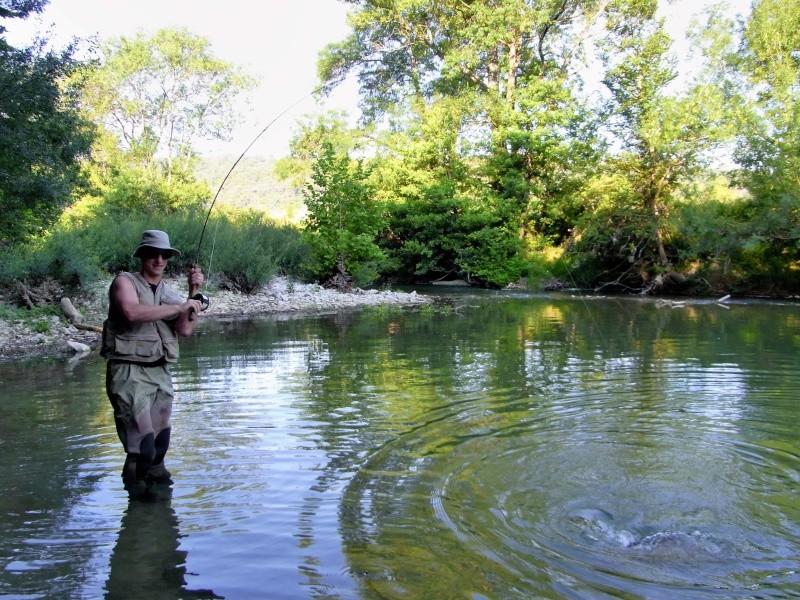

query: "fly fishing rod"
(189, 86), (325, 311)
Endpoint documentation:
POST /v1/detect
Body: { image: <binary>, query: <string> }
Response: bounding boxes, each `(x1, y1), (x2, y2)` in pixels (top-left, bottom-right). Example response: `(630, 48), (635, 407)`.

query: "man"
(102, 230), (204, 494)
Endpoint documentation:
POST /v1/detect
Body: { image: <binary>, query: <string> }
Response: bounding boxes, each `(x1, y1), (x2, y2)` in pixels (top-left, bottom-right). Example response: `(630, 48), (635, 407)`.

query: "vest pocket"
(115, 332), (162, 358)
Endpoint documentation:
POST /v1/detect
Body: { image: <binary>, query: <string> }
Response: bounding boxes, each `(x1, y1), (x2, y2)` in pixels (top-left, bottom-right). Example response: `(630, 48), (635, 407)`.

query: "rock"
(1, 275), (432, 362)
(66, 340), (91, 354)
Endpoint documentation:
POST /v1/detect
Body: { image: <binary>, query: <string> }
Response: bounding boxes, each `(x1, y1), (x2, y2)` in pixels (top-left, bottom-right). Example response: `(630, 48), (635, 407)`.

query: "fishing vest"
(101, 272), (183, 363)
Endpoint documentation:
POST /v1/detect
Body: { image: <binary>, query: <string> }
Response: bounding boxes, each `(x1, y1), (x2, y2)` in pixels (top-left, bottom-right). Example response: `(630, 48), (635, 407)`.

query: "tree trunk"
(506, 36), (519, 103)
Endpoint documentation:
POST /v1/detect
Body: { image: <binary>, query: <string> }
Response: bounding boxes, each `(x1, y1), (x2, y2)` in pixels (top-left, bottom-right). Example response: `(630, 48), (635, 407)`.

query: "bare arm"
(111, 275), (202, 337)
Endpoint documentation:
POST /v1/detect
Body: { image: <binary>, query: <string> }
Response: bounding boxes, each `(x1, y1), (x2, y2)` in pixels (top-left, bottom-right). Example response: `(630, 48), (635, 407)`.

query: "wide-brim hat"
(133, 230), (182, 258)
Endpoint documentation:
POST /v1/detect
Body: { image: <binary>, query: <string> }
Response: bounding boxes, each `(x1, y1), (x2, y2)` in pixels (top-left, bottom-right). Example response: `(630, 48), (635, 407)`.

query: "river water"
(0, 292), (798, 599)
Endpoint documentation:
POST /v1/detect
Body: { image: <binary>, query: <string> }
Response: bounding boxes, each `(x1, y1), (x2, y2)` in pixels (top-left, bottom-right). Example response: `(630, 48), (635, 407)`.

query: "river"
(0, 291), (798, 599)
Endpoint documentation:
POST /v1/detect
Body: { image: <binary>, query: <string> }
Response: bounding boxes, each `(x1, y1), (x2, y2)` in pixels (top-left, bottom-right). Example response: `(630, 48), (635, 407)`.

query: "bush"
(302, 142), (386, 284)
(381, 183), (523, 287)
(198, 208), (306, 292)
(0, 206), (306, 300)
(0, 228), (105, 292)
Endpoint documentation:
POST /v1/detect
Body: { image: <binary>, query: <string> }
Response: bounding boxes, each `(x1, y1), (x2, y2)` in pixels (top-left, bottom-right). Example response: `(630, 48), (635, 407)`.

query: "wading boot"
(122, 454), (149, 497)
(147, 462), (173, 485)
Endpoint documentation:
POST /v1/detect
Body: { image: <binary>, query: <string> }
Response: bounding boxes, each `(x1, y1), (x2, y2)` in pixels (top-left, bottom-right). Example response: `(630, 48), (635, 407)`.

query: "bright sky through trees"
(6, 0), (749, 159)
(5, 0), (356, 158)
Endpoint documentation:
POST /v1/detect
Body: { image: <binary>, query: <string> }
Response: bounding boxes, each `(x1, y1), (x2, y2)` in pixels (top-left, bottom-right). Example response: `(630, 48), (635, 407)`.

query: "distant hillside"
(195, 155), (306, 223)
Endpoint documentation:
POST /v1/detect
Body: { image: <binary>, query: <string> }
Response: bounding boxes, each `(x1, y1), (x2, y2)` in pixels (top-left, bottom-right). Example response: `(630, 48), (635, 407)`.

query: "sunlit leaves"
(302, 142), (386, 283)
(0, 11), (94, 244)
(78, 27), (257, 173)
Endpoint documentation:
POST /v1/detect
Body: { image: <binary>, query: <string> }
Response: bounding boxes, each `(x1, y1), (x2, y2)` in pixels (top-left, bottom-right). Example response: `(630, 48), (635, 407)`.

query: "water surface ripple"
(0, 295), (798, 599)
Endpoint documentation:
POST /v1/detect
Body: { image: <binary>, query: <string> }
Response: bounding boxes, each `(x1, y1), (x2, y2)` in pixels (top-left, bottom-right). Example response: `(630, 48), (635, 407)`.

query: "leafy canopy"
(0, 0), (94, 245)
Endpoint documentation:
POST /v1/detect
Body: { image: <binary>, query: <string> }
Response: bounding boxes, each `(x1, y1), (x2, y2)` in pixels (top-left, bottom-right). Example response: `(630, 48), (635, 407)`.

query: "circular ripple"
(340, 347), (800, 598)
(427, 395), (800, 597)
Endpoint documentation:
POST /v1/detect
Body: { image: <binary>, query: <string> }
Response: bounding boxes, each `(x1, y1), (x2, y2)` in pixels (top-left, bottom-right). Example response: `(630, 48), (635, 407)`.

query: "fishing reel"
(191, 293), (210, 311)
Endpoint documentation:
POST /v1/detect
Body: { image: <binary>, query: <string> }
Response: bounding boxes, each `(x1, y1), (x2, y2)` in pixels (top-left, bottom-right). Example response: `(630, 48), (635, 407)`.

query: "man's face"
(140, 248), (170, 278)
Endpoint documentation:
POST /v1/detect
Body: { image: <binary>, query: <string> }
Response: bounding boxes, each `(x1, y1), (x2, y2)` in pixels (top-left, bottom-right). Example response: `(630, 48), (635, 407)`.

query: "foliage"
(274, 110), (367, 188)
(316, 0), (657, 288)
(556, 172), (651, 290)
(673, 189), (800, 293)
(319, 0), (644, 121)
(302, 141), (386, 285)
(86, 163), (207, 216)
(319, 0), (617, 241)
(0, 303), (60, 328)
(0, 226), (106, 307)
(0, 6), (95, 245)
(196, 207), (307, 292)
(733, 0), (800, 204)
(6, 2), (800, 299)
(69, 26), (257, 229)
(0, 206), (305, 297)
(0, 0), (48, 24)
(76, 27), (257, 178)
(598, 12), (733, 280)
(381, 181), (524, 288)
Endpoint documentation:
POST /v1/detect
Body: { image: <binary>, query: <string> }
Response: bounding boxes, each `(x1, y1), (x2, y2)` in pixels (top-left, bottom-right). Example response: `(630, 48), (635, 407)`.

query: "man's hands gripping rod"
(188, 266), (209, 321)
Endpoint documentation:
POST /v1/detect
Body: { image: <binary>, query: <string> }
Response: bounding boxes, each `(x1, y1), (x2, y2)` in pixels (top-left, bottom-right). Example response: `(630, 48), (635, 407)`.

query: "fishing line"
(205, 218), (221, 280)
(194, 86), (324, 265)
(190, 85), (326, 308)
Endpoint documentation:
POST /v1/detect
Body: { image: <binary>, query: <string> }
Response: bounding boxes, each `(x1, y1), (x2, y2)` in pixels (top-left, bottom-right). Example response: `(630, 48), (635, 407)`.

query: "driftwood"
(323, 258), (353, 292)
(641, 271), (688, 295)
(14, 278), (63, 309)
(60, 297), (103, 333)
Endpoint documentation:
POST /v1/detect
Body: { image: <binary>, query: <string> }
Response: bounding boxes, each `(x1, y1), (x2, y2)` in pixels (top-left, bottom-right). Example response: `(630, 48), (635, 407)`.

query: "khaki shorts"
(106, 361), (174, 454)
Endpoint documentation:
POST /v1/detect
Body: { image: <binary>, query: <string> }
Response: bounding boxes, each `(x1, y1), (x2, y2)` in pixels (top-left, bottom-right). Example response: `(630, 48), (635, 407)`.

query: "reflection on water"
(0, 293), (798, 598)
(106, 485), (223, 599)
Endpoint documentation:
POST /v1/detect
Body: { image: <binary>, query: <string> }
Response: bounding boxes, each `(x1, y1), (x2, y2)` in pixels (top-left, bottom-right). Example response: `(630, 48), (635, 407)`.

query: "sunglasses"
(141, 248), (172, 260)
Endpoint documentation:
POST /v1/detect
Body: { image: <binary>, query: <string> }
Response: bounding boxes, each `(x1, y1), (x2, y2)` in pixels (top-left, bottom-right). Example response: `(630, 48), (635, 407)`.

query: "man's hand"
(188, 266), (204, 297)
(182, 297), (204, 315)
(187, 267), (206, 322)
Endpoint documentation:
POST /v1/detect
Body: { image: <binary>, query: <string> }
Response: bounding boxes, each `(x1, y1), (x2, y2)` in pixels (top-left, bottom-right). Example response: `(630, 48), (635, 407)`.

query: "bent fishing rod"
(188, 86), (326, 312)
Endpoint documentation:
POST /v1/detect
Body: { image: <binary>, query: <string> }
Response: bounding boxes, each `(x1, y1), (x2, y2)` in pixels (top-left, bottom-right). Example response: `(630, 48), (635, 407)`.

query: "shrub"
(0, 206), (306, 299)
(196, 208), (306, 292)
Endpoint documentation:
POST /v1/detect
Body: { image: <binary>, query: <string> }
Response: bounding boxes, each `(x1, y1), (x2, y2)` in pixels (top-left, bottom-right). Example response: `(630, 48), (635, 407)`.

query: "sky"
(5, 0), (358, 159)
(6, 0), (751, 160)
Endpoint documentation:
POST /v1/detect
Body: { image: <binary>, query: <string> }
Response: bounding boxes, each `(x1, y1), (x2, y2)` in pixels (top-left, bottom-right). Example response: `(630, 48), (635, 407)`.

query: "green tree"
(735, 0), (800, 198)
(274, 110), (364, 188)
(370, 96), (524, 287)
(708, 0), (800, 290)
(316, 0), (670, 292)
(78, 27), (257, 180)
(578, 9), (732, 291)
(0, 0), (46, 25)
(0, 0), (94, 245)
(302, 141), (385, 286)
(318, 0), (644, 240)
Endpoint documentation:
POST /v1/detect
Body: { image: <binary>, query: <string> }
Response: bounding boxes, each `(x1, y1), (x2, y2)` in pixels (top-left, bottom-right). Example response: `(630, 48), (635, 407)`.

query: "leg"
(106, 361), (160, 490)
(153, 427), (171, 466)
(147, 366), (175, 483)
(148, 427), (173, 484)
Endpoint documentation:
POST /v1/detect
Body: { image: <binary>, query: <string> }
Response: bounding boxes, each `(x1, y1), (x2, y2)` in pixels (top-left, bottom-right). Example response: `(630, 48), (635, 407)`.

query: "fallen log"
(60, 297), (103, 333)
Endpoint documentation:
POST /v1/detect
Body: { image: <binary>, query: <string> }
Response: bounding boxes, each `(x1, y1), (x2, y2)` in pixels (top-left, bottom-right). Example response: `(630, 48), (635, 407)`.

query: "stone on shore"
(0, 276), (430, 361)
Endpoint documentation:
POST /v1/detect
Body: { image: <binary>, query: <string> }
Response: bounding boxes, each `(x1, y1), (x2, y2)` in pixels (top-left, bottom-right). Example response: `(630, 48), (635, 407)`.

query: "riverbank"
(0, 276), (431, 362)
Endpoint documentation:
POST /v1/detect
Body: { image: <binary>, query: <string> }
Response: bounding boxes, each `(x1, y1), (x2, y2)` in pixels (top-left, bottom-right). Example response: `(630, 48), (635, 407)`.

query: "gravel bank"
(0, 276), (431, 362)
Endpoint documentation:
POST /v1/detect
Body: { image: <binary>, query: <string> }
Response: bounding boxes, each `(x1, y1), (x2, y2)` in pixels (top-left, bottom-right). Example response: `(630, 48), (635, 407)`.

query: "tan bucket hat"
(132, 230), (182, 259)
